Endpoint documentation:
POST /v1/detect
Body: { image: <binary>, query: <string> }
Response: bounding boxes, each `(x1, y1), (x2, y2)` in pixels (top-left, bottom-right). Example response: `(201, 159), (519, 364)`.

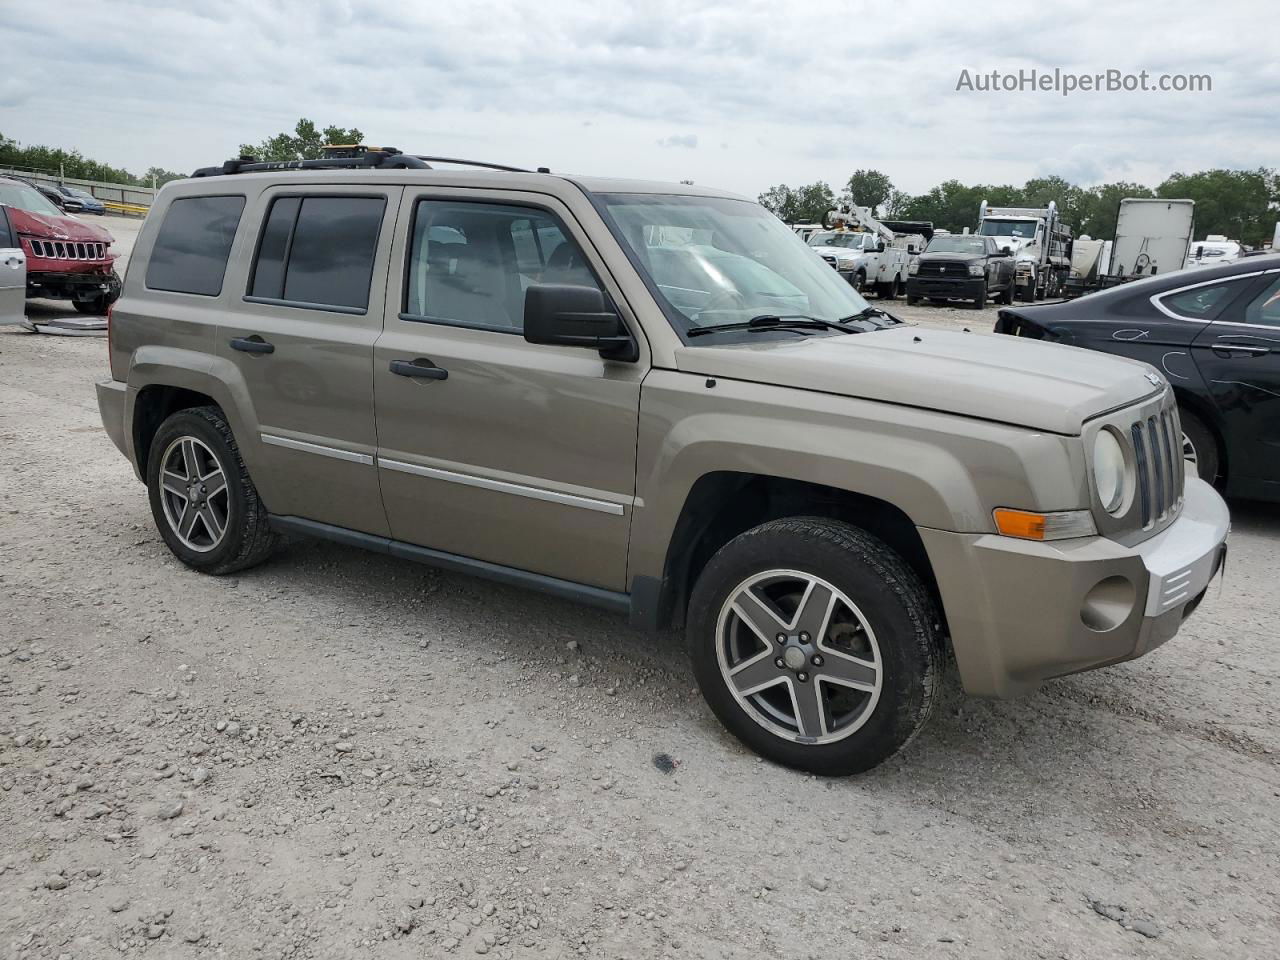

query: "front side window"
(597, 194), (885, 336)
(404, 201), (600, 333)
(249, 195), (385, 311)
(145, 195), (246, 297)
(1244, 275), (1280, 327)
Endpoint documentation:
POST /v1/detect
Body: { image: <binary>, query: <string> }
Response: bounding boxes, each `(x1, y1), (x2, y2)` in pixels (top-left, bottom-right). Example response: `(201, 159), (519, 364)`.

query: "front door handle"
(390, 358), (449, 381)
(1212, 342), (1270, 358)
(230, 335), (274, 355)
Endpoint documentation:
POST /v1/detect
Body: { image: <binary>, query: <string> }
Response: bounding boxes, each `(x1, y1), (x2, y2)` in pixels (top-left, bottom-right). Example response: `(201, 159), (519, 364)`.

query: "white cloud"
(0, 0), (1271, 199)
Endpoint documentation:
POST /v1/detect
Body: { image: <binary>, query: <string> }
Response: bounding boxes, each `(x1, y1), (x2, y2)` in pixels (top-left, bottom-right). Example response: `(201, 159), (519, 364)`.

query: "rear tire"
(146, 406), (277, 575)
(880, 276), (900, 300)
(686, 518), (942, 776)
(1179, 406), (1220, 485)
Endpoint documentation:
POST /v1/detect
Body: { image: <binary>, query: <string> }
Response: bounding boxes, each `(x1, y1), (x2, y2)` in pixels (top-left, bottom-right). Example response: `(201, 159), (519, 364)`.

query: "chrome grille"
(24, 238), (108, 261)
(1131, 406), (1184, 528)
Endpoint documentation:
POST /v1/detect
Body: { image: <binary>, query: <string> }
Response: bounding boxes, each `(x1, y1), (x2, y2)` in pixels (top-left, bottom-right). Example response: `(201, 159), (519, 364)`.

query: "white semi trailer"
(1109, 198), (1195, 278)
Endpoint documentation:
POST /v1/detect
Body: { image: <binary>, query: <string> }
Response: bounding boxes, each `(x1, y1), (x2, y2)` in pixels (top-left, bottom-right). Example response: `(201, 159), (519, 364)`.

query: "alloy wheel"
(1182, 431), (1198, 469)
(158, 436), (230, 552)
(715, 570), (883, 744)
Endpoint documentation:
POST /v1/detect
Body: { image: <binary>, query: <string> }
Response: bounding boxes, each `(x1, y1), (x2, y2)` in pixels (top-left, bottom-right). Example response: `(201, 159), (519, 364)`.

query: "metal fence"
(0, 166), (155, 217)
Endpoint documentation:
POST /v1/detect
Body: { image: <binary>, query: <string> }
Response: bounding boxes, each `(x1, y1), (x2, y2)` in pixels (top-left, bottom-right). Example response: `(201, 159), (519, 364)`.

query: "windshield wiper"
(687, 314), (857, 338)
(838, 306), (901, 326)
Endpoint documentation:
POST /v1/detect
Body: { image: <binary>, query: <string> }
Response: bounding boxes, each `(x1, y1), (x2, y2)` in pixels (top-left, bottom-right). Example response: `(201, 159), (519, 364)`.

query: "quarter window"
(403, 201), (600, 333)
(1156, 280), (1241, 320)
(249, 195), (385, 311)
(1244, 275), (1280, 328)
(145, 195), (245, 297)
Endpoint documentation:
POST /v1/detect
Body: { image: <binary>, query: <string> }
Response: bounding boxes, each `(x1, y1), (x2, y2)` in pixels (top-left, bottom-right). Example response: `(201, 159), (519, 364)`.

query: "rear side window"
(1156, 279), (1243, 320)
(145, 196), (245, 296)
(0, 206), (12, 248)
(249, 195), (385, 311)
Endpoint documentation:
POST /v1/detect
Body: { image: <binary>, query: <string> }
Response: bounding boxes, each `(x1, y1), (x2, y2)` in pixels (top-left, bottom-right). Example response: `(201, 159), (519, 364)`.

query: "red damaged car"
(0, 175), (120, 314)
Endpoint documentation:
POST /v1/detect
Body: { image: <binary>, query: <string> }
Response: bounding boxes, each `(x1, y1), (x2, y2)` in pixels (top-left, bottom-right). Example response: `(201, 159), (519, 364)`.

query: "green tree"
(142, 166), (186, 187)
(1075, 182), (1154, 239)
(239, 118), (366, 163)
(758, 181), (836, 223)
(1156, 168), (1277, 247)
(841, 169), (894, 215)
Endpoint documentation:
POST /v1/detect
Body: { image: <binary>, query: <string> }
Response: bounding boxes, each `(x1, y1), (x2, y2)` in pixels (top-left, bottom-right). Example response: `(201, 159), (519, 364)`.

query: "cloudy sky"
(2, 0), (1273, 197)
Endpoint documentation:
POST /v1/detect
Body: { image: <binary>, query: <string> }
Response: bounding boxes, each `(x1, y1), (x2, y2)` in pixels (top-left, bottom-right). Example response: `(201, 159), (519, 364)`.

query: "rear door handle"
(1212, 341), (1270, 358)
(390, 358), (448, 380)
(230, 335), (274, 355)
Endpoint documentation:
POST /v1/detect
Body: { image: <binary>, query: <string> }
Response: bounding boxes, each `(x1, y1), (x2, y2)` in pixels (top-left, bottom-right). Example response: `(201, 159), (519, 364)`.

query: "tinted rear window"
(249, 195), (385, 311)
(145, 196), (245, 296)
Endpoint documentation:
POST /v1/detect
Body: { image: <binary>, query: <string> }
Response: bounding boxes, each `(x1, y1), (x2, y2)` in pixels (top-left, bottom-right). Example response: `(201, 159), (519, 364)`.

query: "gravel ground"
(2, 216), (1278, 959)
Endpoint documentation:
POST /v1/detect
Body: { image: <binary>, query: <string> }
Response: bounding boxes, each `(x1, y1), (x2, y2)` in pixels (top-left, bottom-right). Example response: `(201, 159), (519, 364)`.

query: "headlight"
(968, 263), (984, 277)
(908, 262), (920, 275)
(1092, 429), (1129, 514)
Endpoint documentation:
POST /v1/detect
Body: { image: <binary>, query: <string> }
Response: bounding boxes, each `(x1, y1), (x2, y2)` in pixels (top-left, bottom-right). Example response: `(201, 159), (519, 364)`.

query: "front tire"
(146, 406), (277, 575)
(973, 286), (987, 309)
(686, 518), (942, 776)
(1179, 406), (1220, 485)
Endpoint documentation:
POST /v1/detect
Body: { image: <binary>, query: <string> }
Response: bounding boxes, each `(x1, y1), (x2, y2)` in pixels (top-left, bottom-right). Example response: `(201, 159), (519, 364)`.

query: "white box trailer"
(1109, 198), (1195, 278)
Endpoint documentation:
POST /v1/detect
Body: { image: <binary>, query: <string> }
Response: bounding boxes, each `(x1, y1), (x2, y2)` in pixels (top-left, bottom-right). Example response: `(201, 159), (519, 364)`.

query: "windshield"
(597, 194), (880, 335)
(808, 232), (872, 250)
(927, 236), (987, 254)
(979, 219), (1037, 239)
(0, 181), (63, 217)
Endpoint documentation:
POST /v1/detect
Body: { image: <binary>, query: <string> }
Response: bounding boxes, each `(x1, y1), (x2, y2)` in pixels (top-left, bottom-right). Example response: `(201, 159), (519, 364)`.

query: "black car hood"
(919, 251), (984, 265)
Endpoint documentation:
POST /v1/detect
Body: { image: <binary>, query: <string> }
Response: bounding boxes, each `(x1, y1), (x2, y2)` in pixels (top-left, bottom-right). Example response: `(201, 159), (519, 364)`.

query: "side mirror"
(524, 284), (637, 361)
(875, 240), (886, 253)
(1001, 246), (1012, 256)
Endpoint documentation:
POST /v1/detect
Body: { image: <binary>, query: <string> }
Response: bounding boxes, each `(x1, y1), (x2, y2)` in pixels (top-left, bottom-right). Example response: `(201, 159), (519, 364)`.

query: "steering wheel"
(695, 288), (748, 322)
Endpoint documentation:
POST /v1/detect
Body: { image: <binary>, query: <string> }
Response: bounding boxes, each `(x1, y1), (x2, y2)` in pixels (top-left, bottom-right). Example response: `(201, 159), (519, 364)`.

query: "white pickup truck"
(806, 206), (912, 298)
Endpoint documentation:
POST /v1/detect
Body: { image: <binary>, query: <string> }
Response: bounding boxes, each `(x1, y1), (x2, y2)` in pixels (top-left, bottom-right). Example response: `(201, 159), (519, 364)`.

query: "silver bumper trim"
(1136, 477), (1230, 616)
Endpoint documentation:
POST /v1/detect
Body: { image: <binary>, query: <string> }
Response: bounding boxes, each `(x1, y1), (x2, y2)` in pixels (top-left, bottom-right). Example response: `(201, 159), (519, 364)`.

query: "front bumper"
(907, 275), (984, 299)
(28, 269), (121, 302)
(919, 477), (1230, 697)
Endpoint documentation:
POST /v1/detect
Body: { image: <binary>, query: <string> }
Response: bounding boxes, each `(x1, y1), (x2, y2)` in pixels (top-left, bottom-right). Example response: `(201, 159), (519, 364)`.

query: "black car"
(995, 254), (1280, 502)
(906, 234), (1016, 308)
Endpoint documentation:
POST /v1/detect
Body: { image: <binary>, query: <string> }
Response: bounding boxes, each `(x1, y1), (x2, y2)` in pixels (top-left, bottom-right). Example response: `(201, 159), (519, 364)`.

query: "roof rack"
(192, 144), (547, 178)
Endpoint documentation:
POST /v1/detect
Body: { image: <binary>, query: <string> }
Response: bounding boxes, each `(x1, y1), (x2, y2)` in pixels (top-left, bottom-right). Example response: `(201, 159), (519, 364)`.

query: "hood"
(6, 207), (114, 244)
(673, 326), (1161, 435)
(919, 250), (982, 264)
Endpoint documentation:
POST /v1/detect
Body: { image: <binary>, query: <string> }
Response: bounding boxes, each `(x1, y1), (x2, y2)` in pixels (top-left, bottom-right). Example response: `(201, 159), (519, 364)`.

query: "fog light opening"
(1080, 576), (1137, 633)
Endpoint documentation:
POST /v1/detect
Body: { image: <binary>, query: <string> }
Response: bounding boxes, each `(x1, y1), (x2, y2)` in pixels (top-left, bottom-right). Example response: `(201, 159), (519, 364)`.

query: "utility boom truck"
(978, 201), (1073, 302)
(805, 204), (920, 299)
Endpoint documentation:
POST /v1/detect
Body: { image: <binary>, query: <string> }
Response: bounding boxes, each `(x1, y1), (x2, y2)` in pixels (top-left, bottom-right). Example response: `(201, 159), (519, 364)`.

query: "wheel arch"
(637, 472), (944, 635)
(1170, 385), (1226, 482)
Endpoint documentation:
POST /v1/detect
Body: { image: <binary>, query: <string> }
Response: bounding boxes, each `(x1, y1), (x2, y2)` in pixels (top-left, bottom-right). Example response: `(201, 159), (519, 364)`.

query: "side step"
(268, 515), (631, 615)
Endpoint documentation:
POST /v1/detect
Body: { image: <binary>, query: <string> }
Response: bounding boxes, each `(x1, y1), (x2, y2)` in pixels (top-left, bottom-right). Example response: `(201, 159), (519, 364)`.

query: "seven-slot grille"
(1130, 406), (1185, 528)
(24, 238), (109, 261)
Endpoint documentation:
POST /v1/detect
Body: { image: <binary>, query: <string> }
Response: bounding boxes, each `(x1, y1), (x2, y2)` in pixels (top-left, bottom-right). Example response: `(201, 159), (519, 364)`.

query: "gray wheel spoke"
(199, 503), (225, 542)
(727, 651), (786, 697)
(178, 503), (201, 540)
(161, 470), (188, 499)
(790, 679), (827, 739)
(180, 439), (201, 480)
(730, 591), (789, 644)
(792, 581), (837, 640)
(816, 649), (879, 691)
(202, 470), (228, 500)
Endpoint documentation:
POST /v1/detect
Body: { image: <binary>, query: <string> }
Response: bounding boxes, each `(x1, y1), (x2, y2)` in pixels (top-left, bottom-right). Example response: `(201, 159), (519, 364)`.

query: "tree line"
(760, 168), (1280, 247)
(0, 119), (363, 191)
